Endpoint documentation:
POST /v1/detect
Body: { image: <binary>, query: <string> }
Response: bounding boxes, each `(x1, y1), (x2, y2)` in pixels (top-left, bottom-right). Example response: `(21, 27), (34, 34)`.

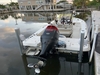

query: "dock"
(13, 8), (72, 13)
(14, 10), (95, 75)
(0, 9), (13, 14)
(92, 11), (100, 75)
(13, 8), (95, 13)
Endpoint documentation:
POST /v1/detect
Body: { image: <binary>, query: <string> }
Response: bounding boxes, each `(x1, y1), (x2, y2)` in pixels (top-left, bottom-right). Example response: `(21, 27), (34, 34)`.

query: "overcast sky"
(0, 0), (18, 4)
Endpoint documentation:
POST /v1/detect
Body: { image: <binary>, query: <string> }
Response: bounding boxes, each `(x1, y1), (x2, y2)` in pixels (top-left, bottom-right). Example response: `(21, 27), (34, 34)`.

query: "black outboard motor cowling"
(40, 25), (59, 57)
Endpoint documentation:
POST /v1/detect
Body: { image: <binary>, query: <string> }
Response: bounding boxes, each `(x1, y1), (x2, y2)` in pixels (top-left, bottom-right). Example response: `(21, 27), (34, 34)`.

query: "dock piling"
(15, 28), (24, 55)
(78, 30), (84, 62)
(78, 30), (84, 75)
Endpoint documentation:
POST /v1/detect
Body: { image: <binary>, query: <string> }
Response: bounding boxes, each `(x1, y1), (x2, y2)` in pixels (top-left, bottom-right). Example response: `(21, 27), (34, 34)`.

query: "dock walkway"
(92, 11), (100, 75)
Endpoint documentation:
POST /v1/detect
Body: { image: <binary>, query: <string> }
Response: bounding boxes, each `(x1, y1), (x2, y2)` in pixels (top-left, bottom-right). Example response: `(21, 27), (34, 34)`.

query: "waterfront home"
(18, 0), (72, 11)
(18, 0), (57, 11)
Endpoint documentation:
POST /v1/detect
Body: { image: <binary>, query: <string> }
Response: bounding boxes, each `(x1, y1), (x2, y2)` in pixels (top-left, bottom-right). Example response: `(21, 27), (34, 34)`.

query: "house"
(18, 0), (57, 11)
(18, 0), (72, 11)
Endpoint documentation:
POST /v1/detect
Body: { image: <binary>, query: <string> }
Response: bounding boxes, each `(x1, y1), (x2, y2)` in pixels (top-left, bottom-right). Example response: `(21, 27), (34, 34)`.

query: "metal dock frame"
(78, 30), (84, 75)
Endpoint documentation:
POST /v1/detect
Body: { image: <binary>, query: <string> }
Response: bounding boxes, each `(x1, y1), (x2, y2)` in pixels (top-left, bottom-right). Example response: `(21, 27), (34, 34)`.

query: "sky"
(0, 0), (18, 4)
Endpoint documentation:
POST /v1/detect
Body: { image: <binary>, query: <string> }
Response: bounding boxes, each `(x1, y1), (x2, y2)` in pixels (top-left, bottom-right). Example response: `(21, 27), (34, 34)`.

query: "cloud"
(0, 0), (18, 4)
(4, 20), (9, 23)
(0, 24), (2, 27)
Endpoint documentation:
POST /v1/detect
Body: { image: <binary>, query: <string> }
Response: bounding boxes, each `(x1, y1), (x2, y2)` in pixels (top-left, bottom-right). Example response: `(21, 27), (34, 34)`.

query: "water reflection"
(0, 13), (21, 20)
(0, 27), (16, 48)
(39, 55), (60, 75)
(0, 12), (56, 23)
(21, 55), (61, 75)
(21, 55), (30, 75)
(21, 12), (56, 23)
(0, 13), (48, 37)
(21, 53), (91, 75)
(0, 27), (26, 75)
(0, 14), (9, 20)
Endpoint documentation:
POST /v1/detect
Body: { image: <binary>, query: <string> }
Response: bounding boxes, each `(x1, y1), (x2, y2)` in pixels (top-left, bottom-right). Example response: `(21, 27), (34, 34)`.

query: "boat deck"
(23, 37), (90, 56)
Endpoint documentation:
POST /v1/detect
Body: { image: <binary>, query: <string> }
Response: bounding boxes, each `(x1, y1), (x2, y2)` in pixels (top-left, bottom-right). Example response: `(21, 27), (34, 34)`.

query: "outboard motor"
(39, 25), (59, 57)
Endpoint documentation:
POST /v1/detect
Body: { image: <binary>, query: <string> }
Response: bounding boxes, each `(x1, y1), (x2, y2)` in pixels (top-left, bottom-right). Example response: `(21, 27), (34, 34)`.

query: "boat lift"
(14, 12), (98, 75)
(15, 27), (90, 75)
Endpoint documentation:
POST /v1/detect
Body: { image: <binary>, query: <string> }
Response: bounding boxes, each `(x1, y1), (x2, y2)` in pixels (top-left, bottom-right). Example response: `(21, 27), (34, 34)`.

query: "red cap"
(46, 25), (58, 31)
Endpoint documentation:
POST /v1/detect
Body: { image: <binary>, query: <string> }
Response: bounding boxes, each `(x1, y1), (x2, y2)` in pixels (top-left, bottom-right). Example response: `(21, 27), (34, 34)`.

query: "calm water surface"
(0, 12), (93, 75)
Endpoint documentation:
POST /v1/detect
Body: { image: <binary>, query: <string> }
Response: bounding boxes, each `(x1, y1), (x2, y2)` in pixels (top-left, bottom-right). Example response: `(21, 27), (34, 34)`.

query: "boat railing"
(89, 25), (98, 62)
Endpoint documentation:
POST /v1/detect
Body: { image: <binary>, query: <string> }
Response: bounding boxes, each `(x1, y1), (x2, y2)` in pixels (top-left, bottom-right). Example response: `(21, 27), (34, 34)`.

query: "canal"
(0, 12), (94, 75)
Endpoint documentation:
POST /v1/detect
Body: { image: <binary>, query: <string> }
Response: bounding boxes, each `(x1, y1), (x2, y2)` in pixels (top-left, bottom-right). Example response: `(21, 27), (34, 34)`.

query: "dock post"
(15, 28), (23, 55)
(78, 30), (84, 62)
(21, 55), (30, 75)
(78, 30), (84, 75)
(91, 20), (95, 42)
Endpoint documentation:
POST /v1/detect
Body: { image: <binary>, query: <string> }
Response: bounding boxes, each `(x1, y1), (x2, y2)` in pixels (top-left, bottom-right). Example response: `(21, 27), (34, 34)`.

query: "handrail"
(89, 25), (98, 62)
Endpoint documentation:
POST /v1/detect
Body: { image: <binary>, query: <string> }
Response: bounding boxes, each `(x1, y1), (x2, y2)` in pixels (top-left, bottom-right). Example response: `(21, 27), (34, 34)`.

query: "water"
(0, 12), (93, 75)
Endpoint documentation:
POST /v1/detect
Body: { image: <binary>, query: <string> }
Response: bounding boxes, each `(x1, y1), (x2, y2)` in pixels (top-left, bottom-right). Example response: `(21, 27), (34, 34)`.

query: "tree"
(87, 0), (100, 9)
(9, 2), (19, 9)
(0, 4), (6, 9)
(0, 15), (8, 20)
(73, 0), (90, 8)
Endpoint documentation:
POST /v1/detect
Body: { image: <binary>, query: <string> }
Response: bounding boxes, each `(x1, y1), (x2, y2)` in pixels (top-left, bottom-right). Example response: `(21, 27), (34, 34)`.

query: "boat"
(15, 11), (100, 75)
(14, 12), (91, 74)
(22, 13), (90, 55)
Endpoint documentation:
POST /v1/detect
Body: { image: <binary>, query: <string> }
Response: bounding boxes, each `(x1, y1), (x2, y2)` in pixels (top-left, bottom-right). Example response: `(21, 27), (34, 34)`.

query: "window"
(39, 17), (45, 20)
(24, 13), (28, 16)
(26, 6), (32, 10)
(28, 1), (31, 4)
(34, 13), (38, 16)
(31, 18), (34, 20)
(28, 13), (33, 16)
(32, 5), (35, 10)
(20, 6), (25, 10)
